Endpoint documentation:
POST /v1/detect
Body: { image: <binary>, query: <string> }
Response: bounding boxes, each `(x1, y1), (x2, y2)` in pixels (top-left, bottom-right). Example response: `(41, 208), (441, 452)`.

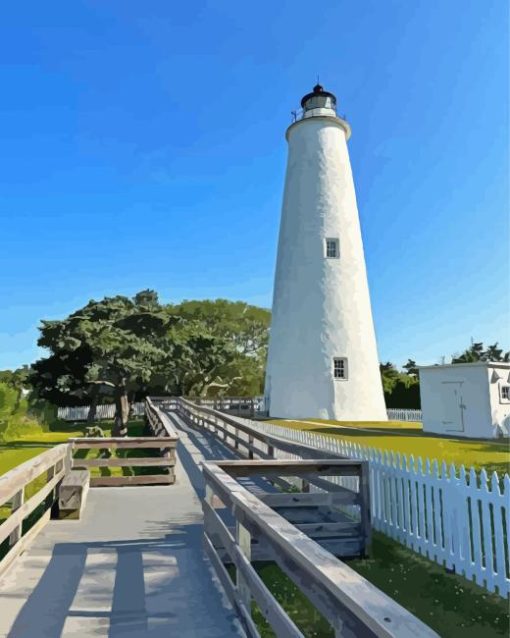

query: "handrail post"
(359, 461), (372, 558)
(64, 443), (73, 474)
(45, 464), (56, 512)
(8, 488), (24, 547)
(236, 521), (252, 616)
(162, 446), (172, 475)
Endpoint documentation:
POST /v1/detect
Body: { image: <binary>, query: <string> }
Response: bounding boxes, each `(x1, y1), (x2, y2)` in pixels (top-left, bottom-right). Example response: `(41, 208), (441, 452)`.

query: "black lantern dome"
(300, 84), (337, 112)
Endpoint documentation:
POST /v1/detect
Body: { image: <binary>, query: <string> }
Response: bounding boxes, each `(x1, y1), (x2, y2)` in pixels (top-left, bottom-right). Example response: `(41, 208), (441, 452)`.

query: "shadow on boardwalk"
(6, 524), (237, 638)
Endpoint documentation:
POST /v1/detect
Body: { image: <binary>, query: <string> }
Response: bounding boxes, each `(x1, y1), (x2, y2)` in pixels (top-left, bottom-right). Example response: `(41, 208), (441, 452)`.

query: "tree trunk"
(113, 383), (129, 437)
(87, 386), (99, 424)
(128, 391), (136, 419)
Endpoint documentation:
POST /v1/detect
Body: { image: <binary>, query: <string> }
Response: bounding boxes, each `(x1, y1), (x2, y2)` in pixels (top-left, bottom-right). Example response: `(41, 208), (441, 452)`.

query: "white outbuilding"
(418, 362), (510, 439)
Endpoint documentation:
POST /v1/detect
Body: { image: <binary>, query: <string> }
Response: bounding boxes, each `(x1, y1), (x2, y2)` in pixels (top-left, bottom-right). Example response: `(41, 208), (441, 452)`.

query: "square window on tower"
(325, 238), (339, 259)
(333, 357), (348, 380)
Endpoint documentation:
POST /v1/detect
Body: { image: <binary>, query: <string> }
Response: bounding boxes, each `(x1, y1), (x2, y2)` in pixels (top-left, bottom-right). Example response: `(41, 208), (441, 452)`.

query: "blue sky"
(0, 0), (508, 370)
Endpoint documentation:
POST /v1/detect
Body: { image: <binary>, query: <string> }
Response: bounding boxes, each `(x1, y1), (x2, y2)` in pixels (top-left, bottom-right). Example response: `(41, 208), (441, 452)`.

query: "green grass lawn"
(243, 532), (509, 638)
(0, 419), (154, 526)
(293, 417), (424, 431)
(1, 419), (171, 487)
(268, 419), (510, 475)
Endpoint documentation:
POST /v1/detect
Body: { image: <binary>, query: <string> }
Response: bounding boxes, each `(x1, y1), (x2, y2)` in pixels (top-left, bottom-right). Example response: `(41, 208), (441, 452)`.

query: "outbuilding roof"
(418, 361), (510, 370)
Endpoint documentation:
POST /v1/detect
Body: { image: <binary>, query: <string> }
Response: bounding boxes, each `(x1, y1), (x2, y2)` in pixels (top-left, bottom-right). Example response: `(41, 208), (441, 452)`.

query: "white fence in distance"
(256, 420), (509, 598)
(57, 403), (145, 421)
(58, 401), (423, 423)
(387, 408), (422, 421)
(258, 401), (422, 422)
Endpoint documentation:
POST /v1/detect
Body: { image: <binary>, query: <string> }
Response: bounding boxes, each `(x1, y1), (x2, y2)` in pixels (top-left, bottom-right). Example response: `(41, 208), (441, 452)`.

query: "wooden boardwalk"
(0, 414), (244, 638)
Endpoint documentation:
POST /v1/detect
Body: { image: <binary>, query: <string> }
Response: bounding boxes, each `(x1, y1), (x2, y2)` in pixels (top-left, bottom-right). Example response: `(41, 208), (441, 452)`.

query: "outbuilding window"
(501, 385), (510, 401)
(333, 357), (348, 380)
(325, 238), (339, 259)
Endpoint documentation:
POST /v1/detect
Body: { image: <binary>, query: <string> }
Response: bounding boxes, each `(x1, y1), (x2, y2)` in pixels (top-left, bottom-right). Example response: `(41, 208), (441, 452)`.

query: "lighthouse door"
(440, 381), (465, 433)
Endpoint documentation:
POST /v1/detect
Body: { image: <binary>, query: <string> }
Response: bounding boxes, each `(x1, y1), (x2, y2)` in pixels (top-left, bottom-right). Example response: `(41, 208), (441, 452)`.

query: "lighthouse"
(264, 84), (387, 421)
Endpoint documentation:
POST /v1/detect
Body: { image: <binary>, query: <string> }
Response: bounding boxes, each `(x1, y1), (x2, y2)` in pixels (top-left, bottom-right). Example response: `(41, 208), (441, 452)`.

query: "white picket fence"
(256, 420), (510, 598)
(387, 408), (422, 421)
(58, 401), (422, 423)
(57, 403), (145, 421)
(57, 401), (507, 596)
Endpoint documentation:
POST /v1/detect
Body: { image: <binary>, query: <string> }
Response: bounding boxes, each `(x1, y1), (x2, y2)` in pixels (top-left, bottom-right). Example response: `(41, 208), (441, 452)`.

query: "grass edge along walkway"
(0, 418), (149, 476)
(242, 531), (509, 638)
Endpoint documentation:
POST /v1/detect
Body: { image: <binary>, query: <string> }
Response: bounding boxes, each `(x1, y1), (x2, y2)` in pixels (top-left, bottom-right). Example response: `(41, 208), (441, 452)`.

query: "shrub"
(0, 383), (55, 442)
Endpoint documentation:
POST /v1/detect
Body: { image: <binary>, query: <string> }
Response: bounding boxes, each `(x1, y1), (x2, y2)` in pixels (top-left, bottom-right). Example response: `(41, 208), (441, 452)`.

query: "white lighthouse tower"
(264, 84), (387, 421)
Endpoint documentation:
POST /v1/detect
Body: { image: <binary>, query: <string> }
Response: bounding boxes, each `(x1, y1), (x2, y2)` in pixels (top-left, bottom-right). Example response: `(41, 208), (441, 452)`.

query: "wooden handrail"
(69, 436), (177, 448)
(64, 401), (180, 488)
(203, 460), (438, 638)
(175, 397), (347, 461)
(172, 398), (372, 542)
(146, 396), (179, 438)
(0, 444), (70, 577)
(155, 398), (439, 635)
(0, 471), (64, 544)
(0, 444), (69, 508)
(71, 432), (178, 487)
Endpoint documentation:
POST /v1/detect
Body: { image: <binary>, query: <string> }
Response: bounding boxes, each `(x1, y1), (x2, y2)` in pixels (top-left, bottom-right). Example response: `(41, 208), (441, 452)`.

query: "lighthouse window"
(501, 385), (510, 401)
(333, 357), (348, 380)
(325, 238), (339, 259)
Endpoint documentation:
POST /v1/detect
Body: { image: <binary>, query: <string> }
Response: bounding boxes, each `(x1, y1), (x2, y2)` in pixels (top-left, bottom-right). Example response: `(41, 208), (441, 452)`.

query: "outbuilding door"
(440, 381), (464, 433)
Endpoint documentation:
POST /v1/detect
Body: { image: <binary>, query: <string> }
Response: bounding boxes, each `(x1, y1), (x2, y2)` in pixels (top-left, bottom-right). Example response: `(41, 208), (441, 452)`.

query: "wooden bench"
(58, 469), (90, 519)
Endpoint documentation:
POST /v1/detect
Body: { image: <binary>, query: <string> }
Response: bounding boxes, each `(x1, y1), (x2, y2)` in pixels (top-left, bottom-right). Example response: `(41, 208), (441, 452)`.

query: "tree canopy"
(167, 300), (270, 397)
(451, 341), (509, 364)
(29, 291), (271, 430)
(380, 362), (420, 409)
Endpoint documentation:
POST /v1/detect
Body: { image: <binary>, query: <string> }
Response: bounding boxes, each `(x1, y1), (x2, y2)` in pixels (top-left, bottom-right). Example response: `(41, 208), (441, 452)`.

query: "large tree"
(32, 291), (172, 434)
(168, 299), (270, 397)
(171, 299), (269, 358)
(31, 293), (271, 430)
